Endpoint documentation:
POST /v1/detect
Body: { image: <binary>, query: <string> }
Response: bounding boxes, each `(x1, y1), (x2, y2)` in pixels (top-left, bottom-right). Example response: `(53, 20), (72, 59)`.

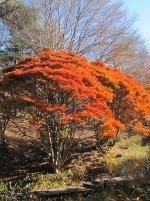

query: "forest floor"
(0, 117), (149, 191)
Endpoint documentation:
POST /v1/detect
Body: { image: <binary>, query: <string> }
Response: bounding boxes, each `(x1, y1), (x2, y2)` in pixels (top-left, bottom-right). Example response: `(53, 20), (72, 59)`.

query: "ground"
(0, 118), (149, 201)
(0, 117), (49, 179)
(0, 117), (149, 190)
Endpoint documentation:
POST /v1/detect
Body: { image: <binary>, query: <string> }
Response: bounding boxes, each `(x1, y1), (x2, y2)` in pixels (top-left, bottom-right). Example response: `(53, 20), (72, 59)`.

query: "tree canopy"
(1, 48), (150, 136)
(0, 48), (150, 171)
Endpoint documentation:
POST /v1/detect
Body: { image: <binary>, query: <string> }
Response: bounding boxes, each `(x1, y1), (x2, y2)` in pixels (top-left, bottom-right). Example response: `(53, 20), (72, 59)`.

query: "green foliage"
(122, 134), (142, 149)
(0, 181), (5, 192)
(0, 181), (149, 201)
(103, 135), (150, 177)
(88, 184), (150, 201)
(0, 175), (36, 200)
(33, 170), (75, 190)
(103, 153), (119, 173)
(121, 138), (149, 160)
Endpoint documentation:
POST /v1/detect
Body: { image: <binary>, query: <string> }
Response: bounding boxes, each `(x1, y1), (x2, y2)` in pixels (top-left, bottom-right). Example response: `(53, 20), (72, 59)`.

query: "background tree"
(0, 0), (18, 18)
(0, 0), (18, 52)
(30, 0), (150, 69)
(0, 0), (40, 67)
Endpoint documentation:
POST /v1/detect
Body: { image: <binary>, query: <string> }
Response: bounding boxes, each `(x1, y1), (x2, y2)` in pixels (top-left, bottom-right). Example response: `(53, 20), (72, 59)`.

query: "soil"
(0, 118), (50, 179)
(0, 118), (146, 181)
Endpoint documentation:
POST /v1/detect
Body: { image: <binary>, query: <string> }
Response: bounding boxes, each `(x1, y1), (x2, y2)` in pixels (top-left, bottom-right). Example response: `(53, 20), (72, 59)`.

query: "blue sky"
(124, 0), (150, 47)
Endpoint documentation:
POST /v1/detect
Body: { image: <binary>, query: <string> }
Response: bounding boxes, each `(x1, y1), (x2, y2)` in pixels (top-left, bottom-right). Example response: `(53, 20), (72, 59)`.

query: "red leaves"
(2, 48), (150, 136)
(19, 96), (65, 113)
(96, 119), (125, 139)
(131, 120), (150, 136)
(92, 62), (150, 136)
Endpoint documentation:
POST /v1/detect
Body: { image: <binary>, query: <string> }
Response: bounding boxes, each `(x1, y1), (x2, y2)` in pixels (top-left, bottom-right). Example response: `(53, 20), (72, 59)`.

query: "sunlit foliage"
(1, 48), (150, 171)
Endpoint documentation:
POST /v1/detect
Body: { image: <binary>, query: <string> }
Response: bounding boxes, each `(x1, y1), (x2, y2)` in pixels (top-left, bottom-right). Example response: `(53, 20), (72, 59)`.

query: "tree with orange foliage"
(1, 48), (114, 172)
(92, 61), (150, 136)
(1, 48), (150, 172)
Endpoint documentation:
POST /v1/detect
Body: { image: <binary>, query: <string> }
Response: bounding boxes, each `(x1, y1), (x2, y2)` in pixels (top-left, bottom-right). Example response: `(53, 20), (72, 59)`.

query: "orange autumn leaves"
(3, 48), (150, 137)
(3, 48), (113, 124)
(100, 119), (125, 138)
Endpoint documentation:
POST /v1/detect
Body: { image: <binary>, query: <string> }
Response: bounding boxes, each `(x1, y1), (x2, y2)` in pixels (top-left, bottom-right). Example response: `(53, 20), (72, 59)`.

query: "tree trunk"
(52, 158), (59, 173)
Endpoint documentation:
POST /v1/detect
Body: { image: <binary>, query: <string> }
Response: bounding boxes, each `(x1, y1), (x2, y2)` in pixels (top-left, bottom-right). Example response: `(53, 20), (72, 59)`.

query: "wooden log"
(32, 186), (94, 196)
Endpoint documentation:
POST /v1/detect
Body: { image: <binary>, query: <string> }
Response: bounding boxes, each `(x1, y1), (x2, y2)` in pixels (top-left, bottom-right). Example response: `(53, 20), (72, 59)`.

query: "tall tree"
(0, 0), (40, 66)
(30, 0), (148, 69)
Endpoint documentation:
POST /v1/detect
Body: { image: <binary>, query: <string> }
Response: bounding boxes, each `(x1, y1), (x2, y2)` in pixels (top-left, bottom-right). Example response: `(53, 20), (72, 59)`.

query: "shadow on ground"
(0, 137), (52, 179)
